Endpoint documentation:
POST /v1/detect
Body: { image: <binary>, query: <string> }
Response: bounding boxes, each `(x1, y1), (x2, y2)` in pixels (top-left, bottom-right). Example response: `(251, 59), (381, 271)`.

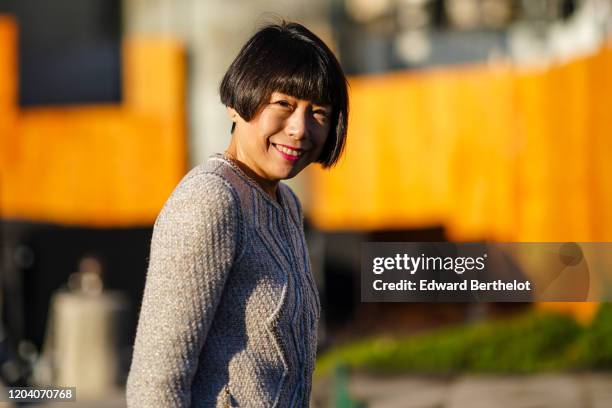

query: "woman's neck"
(224, 146), (279, 202)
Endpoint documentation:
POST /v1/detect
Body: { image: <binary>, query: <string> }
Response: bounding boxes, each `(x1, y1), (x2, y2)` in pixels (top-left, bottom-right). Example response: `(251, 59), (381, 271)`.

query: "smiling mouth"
(272, 143), (304, 161)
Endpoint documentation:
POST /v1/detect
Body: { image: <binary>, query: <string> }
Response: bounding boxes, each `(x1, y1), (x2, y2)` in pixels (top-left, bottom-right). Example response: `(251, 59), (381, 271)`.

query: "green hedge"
(316, 305), (612, 377)
(574, 303), (612, 369)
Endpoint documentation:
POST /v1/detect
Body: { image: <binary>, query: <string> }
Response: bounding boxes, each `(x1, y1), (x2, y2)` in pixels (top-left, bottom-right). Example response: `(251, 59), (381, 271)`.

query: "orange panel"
(309, 45), (612, 246)
(515, 55), (595, 242)
(541, 58), (590, 241)
(0, 19), (187, 227)
(0, 16), (16, 110)
(309, 68), (461, 230)
(445, 64), (518, 241)
(0, 16), (18, 172)
(123, 37), (186, 120)
(2, 108), (183, 226)
(587, 45), (612, 241)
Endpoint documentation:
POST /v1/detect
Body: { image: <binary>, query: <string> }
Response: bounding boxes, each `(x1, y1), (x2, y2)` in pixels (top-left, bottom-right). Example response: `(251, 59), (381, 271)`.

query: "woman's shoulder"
(158, 158), (242, 221)
(152, 156), (246, 258)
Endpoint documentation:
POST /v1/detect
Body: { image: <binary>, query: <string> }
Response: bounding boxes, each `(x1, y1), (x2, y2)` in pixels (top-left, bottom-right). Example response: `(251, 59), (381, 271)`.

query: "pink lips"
(272, 143), (302, 162)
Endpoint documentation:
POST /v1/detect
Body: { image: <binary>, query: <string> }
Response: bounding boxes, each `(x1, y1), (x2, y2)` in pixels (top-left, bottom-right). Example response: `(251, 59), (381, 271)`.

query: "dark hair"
(220, 21), (349, 168)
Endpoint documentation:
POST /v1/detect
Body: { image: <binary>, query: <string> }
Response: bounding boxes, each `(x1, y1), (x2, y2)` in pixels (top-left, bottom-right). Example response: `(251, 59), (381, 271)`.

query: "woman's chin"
(266, 160), (299, 180)
(271, 168), (294, 181)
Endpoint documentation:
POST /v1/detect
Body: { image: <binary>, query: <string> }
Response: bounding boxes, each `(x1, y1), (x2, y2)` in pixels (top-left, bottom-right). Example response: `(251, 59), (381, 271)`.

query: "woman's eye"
(275, 100), (292, 108)
(314, 110), (329, 120)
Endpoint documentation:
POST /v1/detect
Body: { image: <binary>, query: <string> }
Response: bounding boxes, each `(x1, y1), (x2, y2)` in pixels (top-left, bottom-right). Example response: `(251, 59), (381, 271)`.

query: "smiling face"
(227, 92), (332, 183)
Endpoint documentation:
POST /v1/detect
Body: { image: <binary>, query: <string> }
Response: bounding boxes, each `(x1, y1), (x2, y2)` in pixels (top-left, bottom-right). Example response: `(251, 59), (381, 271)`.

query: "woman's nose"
(286, 110), (308, 140)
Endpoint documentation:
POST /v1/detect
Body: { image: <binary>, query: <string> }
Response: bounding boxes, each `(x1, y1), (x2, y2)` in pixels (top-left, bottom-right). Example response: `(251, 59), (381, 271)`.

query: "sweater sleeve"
(126, 173), (239, 407)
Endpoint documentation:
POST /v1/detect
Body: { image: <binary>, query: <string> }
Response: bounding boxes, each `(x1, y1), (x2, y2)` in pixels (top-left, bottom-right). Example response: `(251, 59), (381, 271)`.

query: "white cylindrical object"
(51, 291), (128, 399)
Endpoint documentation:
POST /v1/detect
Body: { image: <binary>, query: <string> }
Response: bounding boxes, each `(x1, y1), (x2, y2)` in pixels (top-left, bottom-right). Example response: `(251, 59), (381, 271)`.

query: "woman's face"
(229, 92), (332, 182)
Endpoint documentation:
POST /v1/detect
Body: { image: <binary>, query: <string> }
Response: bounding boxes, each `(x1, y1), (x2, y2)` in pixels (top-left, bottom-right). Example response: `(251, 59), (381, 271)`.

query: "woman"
(126, 21), (348, 407)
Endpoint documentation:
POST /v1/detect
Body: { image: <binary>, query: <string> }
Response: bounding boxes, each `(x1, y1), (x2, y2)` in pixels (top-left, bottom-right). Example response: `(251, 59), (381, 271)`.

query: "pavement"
(312, 372), (612, 408)
(1, 373), (611, 407)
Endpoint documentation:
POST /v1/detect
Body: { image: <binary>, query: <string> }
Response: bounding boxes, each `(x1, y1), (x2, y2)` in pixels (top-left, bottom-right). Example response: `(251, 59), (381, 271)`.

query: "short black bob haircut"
(220, 21), (349, 168)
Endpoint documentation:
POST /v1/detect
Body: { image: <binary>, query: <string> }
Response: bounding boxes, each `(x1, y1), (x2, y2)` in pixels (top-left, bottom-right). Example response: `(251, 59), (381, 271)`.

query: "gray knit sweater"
(126, 154), (320, 407)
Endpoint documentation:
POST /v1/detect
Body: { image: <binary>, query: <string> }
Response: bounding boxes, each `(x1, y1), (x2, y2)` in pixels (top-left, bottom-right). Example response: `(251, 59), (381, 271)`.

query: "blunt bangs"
(220, 21), (349, 167)
(268, 41), (333, 107)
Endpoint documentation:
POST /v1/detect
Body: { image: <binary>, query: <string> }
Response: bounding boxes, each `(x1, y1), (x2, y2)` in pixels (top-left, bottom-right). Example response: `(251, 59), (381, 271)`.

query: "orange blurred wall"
(0, 16), (187, 227)
(308, 44), (612, 245)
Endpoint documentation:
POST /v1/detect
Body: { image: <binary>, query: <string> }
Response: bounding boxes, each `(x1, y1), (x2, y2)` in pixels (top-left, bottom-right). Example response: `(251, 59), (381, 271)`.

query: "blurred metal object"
(67, 256), (103, 296)
(519, 0), (579, 21)
(445, 0), (515, 29)
(50, 291), (128, 398)
(481, 0), (514, 28)
(397, 0), (433, 29)
(396, 0), (434, 63)
(345, 0), (394, 22)
(445, 0), (481, 29)
(394, 29), (433, 63)
(33, 257), (129, 398)
(519, 0), (550, 20)
(509, 0), (610, 63)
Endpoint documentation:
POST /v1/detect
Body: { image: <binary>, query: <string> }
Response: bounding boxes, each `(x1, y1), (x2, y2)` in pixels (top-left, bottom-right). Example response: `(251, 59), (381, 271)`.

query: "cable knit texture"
(126, 154), (320, 407)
